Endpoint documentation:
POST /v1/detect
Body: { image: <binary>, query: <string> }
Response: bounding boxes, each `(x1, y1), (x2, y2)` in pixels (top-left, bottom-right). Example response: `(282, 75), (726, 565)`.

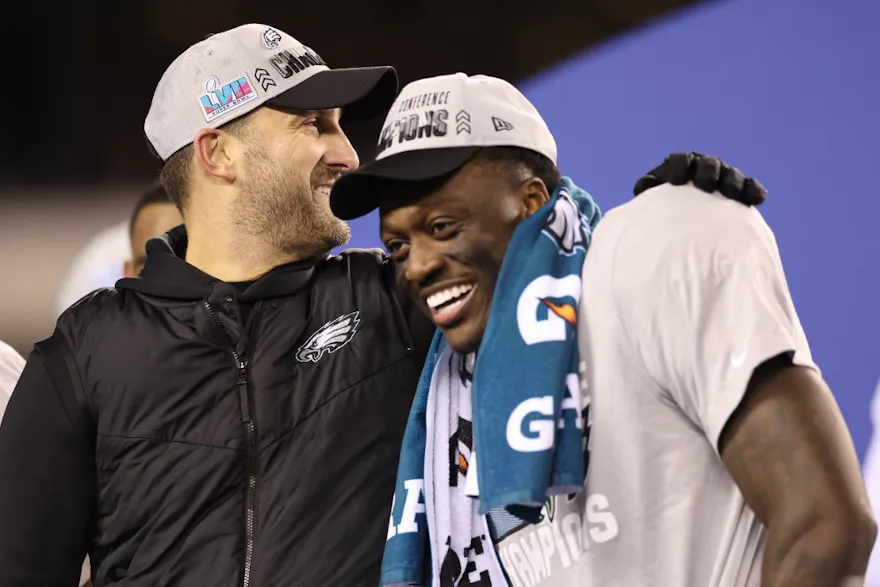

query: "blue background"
(346, 0), (880, 458)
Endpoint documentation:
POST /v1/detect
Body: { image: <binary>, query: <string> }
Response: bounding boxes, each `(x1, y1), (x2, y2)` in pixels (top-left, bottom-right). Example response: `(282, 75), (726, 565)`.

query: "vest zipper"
(204, 299), (258, 587)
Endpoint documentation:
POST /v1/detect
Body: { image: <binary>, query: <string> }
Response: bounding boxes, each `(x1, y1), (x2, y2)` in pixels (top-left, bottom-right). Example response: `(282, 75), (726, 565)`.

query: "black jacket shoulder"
(331, 248), (435, 362)
(55, 287), (134, 351)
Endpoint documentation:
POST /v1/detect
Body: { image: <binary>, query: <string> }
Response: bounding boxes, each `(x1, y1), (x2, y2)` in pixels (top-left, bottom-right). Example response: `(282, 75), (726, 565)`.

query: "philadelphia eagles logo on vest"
(296, 311), (360, 363)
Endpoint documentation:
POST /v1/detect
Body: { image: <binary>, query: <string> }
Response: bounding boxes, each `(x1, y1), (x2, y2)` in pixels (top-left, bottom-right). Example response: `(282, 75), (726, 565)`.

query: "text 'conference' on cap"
(145, 23), (398, 161)
(329, 72), (557, 221)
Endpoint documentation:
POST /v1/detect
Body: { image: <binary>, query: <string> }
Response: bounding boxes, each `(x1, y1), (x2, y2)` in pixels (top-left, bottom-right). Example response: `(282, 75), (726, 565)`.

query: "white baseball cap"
(145, 23), (398, 161)
(329, 72), (557, 220)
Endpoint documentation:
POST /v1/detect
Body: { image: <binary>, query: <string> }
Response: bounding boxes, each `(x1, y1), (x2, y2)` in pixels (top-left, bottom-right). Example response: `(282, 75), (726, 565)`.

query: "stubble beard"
(233, 147), (351, 261)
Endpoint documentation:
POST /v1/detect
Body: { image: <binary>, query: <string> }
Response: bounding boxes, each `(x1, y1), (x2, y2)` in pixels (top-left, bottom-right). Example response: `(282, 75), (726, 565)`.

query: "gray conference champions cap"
(145, 23), (398, 160)
(329, 72), (557, 220)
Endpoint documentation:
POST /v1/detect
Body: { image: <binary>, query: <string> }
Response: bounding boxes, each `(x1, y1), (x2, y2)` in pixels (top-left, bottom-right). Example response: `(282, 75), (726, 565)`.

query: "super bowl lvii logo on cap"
(198, 74), (258, 123)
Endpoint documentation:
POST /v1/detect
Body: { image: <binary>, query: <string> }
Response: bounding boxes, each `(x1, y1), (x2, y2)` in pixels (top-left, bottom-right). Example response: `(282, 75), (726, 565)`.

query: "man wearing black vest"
(0, 24), (431, 587)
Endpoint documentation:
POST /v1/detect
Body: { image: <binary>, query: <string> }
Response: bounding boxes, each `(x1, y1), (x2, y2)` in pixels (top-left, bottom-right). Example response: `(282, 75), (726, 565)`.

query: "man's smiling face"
(379, 155), (550, 353)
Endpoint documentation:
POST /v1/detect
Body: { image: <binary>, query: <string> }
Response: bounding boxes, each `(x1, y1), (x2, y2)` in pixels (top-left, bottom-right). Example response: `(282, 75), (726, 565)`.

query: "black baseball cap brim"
(330, 146), (481, 220)
(266, 66), (398, 123)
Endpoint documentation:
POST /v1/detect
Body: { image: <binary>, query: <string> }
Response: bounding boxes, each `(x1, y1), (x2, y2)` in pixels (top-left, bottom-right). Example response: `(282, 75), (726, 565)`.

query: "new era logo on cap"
(145, 23), (397, 161)
(492, 116), (514, 131)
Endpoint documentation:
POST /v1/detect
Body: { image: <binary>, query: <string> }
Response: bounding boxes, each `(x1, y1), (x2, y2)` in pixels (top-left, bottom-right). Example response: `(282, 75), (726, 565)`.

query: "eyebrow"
(378, 216), (402, 236)
(379, 209), (415, 236)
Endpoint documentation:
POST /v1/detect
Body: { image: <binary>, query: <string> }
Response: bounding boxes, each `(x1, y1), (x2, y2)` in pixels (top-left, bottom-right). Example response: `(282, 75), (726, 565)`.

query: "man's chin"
(440, 324), (483, 355)
(280, 224), (350, 260)
(327, 220), (351, 249)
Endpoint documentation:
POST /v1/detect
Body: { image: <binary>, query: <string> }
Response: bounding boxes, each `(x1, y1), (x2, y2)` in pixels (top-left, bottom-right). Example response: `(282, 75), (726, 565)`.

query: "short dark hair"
(130, 182), (174, 238)
(157, 113), (256, 212)
(474, 146), (562, 194)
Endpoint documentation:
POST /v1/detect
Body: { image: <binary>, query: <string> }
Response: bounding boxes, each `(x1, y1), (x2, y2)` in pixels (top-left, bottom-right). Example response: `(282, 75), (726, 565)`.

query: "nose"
(404, 239), (444, 287)
(323, 129), (359, 173)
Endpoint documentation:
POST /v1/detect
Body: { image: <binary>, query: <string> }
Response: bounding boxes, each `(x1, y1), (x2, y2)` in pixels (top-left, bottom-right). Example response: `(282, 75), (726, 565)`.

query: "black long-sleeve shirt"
(0, 353), (95, 586)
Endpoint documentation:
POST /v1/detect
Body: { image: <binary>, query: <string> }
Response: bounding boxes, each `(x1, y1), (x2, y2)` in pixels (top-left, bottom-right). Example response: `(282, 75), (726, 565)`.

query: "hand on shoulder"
(634, 152), (768, 207)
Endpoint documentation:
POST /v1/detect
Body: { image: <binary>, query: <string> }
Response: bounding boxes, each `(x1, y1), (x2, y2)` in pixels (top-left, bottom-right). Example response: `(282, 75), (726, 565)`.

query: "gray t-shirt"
(492, 184), (817, 586)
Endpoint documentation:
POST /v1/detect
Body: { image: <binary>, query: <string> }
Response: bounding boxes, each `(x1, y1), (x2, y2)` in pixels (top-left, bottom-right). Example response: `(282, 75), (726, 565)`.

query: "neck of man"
(184, 216), (302, 283)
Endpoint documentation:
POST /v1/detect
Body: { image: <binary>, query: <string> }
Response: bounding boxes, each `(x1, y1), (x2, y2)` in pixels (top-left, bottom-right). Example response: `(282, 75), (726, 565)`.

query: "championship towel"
(382, 177), (601, 586)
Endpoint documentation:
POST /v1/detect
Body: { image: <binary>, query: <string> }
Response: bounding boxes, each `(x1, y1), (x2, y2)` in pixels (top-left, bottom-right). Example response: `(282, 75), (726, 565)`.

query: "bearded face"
(233, 137), (351, 260)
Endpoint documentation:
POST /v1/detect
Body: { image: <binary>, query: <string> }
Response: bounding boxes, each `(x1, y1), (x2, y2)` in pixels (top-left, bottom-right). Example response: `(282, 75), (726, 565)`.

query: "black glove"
(633, 152), (767, 206)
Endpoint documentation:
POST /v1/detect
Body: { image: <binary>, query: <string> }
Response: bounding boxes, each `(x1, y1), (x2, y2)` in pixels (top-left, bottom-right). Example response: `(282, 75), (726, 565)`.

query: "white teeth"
(313, 186), (331, 196)
(427, 284), (474, 309)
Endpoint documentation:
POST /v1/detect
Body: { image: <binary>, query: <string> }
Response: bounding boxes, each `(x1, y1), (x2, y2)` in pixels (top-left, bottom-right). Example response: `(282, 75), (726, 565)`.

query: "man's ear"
(192, 128), (239, 183)
(521, 177), (551, 218)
